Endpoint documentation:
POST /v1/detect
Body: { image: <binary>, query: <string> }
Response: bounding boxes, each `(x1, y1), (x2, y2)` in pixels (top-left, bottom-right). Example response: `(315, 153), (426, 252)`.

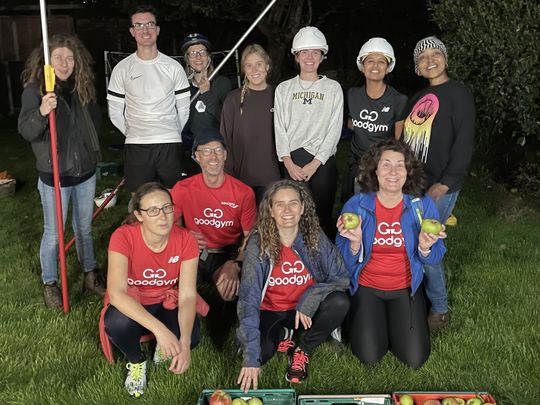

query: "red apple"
(209, 390), (232, 405)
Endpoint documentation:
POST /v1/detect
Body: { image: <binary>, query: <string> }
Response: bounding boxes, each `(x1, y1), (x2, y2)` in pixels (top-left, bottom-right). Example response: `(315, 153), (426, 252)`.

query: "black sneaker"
(286, 347), (309, 384)
(43, 283), (63, 309)
(277, 328), (295, 353)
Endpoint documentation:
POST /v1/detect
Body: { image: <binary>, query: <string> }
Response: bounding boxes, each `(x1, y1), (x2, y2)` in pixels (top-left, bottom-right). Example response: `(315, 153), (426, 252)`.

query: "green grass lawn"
(0, 118), (538, 404)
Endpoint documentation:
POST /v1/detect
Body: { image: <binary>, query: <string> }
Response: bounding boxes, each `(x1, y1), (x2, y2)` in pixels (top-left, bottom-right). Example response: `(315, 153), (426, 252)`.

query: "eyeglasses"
(131, 21), (157, 30)
(188, 50), (208, 59)
(196, 146), (225, 156)
(138, 204), (174, 217)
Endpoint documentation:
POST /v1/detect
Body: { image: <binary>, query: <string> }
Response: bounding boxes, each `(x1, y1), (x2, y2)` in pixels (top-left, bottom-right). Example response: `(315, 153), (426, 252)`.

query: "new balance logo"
(381, 106), (390, 113)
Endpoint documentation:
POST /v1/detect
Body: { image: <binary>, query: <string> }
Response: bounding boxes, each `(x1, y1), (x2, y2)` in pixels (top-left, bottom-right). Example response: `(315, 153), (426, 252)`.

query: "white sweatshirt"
(274, 75), (344, 164)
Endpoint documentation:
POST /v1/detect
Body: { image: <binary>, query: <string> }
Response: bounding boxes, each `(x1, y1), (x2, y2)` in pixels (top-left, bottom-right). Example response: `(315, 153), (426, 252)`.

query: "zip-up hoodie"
(237, 230), (349, 368)
(336, 192), (446, 295)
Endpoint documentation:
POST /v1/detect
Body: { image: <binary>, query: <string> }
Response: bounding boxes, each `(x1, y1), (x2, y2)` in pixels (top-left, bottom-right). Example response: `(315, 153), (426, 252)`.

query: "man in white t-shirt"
(107, 4), (190, 192)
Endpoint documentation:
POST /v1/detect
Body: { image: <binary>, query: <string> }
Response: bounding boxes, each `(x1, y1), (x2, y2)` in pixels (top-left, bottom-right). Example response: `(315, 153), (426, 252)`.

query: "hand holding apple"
(337, 213), (363, 254)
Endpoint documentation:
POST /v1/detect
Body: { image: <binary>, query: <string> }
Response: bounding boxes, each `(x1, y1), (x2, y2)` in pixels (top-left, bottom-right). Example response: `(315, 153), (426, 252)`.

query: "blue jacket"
(237, 230), (349, 367)
(336, 192), (446, 295)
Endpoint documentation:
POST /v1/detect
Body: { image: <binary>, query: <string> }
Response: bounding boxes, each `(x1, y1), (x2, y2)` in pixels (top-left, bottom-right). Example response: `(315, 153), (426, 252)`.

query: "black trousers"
(104, 303), (200, 363)
(288, 148), (338, 239)
(258, 291), (349, 365)
(349, 286), (430, 369)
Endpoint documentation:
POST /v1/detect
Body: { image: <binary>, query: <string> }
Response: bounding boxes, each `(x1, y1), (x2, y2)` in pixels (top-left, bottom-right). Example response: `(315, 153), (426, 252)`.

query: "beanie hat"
(413, 36), (447, 74)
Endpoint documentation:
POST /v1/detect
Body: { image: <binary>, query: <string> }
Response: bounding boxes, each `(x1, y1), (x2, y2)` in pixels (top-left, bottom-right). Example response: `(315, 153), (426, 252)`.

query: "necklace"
(297, 76), (319, 91)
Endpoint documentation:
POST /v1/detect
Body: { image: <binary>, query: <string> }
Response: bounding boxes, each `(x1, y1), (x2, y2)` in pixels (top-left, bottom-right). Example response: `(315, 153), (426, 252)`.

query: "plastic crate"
(393, 391), (496, 404)
(197, 388), (296, 405)
(298, 394), (392, 405)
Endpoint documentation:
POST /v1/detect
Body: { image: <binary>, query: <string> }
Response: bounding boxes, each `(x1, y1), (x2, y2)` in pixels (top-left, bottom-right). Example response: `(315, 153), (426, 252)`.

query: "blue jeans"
(37, 175), (97, 284)
(423, 190), (460, 314)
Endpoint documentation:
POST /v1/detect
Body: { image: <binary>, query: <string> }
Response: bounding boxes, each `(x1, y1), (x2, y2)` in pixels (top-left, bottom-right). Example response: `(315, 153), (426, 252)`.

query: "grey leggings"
(349, 286), (430, 369)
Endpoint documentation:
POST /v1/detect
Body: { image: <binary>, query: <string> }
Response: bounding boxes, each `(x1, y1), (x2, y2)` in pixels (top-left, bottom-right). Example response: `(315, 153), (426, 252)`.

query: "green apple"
(341, 212), (360, 230)
(421, 218), (443, 235)
(400, 394), (414, 405)
(441, 399), (463, 405)
(247, 397), (263, 405)
(465, 398), (483, 405)
(231, 399), (248, 405)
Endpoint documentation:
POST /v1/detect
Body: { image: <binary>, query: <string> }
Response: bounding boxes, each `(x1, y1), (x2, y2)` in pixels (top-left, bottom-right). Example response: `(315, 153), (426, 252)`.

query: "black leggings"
(259, 291), (349, 365)
(349, 286), (430, 369)
(104, 304), (201, 363)
(288, 148), (338, 238)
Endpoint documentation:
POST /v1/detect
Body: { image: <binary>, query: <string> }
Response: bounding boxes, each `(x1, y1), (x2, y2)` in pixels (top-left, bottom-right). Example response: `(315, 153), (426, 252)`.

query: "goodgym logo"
(127, 268), (177, 286)
(194, 208), (234, 229)
(268, 260), (312, 286)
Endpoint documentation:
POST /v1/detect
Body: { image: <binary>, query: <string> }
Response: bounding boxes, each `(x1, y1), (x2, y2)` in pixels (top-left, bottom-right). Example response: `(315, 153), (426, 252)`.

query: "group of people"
(17, 2), (475, 399)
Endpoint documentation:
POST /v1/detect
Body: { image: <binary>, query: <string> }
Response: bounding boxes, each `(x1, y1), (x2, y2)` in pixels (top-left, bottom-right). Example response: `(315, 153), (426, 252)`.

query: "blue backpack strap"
(410, 197), (423, 231)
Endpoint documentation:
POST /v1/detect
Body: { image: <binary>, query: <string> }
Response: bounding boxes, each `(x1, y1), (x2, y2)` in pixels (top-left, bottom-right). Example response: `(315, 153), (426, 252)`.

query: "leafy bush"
(430, 0), (540, 155)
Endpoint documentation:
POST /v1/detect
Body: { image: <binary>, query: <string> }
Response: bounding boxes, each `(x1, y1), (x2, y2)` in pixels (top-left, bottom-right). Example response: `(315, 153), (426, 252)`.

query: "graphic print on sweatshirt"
(292, 91), (325, 105)
(403, 93), (440, 162)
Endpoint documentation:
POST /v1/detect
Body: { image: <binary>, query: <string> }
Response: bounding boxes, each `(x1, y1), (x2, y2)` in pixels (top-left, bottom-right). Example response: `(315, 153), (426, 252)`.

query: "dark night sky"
(1, 0), (438, 109)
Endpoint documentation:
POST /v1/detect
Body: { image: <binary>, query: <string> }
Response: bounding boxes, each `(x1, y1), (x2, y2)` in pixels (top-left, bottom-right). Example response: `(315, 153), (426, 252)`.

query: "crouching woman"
(337, 139), (446, 368)
(236, 179), (350, 391)
(103, 182), (200, 397)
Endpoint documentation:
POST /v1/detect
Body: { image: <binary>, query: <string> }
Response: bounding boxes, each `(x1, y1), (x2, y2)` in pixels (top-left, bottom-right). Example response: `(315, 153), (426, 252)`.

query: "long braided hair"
(256, 180), (321, 263)
(239, 44), (271, 115)
(21, 33), (96, 105)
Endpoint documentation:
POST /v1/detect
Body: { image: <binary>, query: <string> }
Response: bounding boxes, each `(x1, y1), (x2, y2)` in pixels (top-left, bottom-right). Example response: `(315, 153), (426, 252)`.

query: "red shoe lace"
(290, 350), (309, 370)
(277, 339), (295, 353)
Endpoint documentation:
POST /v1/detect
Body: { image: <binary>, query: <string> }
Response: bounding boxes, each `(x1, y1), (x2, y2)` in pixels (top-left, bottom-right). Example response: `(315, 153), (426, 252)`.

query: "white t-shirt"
(107, 52), (190, 144)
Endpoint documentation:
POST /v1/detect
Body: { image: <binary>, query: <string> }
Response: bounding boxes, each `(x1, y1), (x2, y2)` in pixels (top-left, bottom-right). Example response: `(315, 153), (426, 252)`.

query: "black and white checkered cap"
(413, 36), (447, 74)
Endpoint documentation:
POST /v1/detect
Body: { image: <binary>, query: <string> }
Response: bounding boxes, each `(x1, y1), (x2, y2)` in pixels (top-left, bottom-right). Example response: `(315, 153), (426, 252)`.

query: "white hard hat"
(94, 188), (117, 209)
(356, 37), (396, 72)
(291, 26), (328, 55)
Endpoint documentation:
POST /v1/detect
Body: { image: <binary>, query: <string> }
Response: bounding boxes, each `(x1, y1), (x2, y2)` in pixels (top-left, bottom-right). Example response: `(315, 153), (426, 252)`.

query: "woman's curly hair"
(21, 33), (96, 105)
(359, 138), (426, 197)
(256, 179), (321, 263)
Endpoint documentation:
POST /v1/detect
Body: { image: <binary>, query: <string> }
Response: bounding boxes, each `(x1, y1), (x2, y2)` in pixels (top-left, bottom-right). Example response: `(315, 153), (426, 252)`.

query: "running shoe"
(125, 360), (147, 398)
(277, 327), (295, 353)
(286, 347), (309, 383)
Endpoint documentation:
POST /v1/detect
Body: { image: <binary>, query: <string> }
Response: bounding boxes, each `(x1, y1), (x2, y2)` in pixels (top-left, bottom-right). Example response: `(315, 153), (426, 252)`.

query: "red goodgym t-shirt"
(359, 197), (411, 290)
(170, 174), (256, 249)
(108, 223), (199, 305)
(260, 245), (315, 311)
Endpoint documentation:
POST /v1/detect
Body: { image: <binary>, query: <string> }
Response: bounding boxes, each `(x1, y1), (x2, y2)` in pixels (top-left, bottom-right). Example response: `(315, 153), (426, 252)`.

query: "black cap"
(192, 127), (226, 153)
(180, 33), (211, 54)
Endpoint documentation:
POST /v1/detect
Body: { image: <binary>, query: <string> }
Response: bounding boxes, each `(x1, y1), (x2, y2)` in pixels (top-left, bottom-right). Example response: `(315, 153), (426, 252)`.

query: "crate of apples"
(394, 392), (496, 405)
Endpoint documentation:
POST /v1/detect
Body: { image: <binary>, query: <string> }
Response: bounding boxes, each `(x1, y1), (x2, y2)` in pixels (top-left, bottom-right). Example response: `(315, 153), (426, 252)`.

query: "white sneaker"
(330, 327), (342, 343)
(153, 344), (166, 364)
(125, 361), (147, 398)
